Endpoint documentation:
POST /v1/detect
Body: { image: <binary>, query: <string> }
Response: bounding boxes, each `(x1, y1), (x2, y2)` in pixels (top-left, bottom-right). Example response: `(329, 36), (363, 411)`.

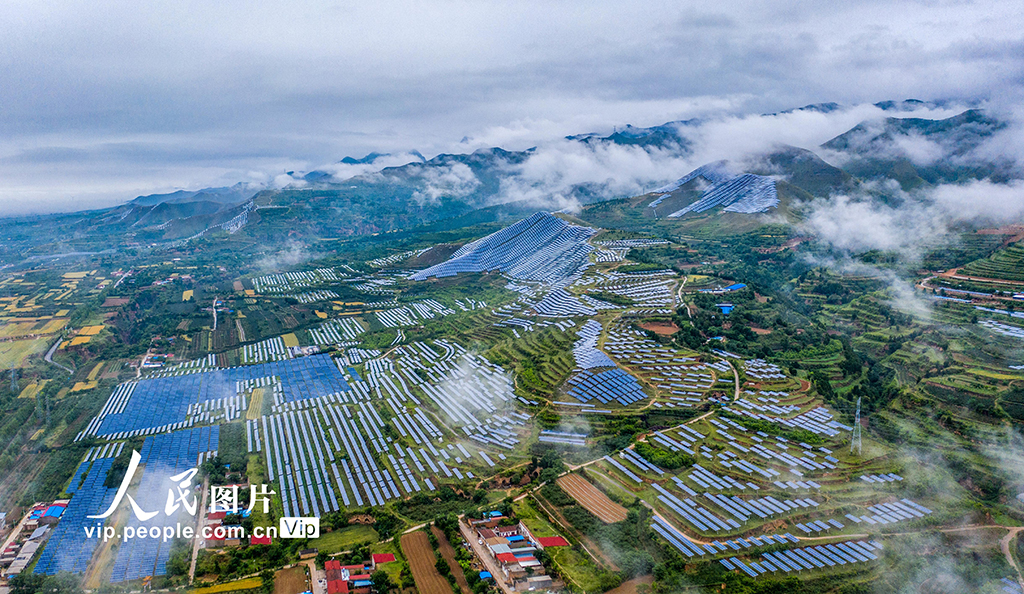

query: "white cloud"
(801, 179), (1024, 257)
(409, 162), (481, 205)
(0, 1), (1023, 214)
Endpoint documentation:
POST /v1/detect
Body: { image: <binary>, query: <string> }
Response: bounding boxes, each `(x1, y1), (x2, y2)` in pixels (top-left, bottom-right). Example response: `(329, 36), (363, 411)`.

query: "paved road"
(188, 478), (210, 584)
(918, 273), (1023, 302)
(303, 559), (326, 594)
(44, 337), (73, 375)
(460, 520), (516, 594)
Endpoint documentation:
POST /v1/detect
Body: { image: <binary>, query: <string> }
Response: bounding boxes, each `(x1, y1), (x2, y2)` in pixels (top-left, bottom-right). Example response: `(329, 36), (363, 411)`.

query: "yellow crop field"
(182, 290), (194, 301)
(87, 362), (105, 381)
(18, 380), (49, 399)
(315, 310), (328, 319)
(247, 388), (265, 420)
(190, 577), (263, 594)
(79, 325), (104, 336)
(63, 272), (89, 279)
(71, 381), (99, 392)
(39, 319), (68, 334)
(968, 368), (1024, 381)
(0, 322), (36, 337)
(282, 333), (300, 348)
(0, 339), (48, 368)
(70, 336), (92, 346)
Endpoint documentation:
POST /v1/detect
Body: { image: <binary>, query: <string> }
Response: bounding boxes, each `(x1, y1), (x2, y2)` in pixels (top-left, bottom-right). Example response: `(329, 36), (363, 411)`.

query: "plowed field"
(557, 473), (627, 523)
(400, 531), (449, 594)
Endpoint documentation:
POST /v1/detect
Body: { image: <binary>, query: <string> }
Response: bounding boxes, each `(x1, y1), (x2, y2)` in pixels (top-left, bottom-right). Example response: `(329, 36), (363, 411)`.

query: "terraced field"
(557, 472), (628, 523)
(961, 240), (1024, 281)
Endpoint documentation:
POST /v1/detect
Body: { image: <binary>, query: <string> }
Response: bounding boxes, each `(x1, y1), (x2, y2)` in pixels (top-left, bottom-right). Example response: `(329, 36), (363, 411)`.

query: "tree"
(812, 370), (835, 401)
(260, 569), (275, 594)
(9, 573), (46, 594)
(370, 570), (394, 593)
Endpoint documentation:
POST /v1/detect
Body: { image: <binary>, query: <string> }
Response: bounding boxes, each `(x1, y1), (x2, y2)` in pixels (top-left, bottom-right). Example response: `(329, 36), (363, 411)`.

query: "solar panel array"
(309, 317), (366, 345)
(367, 248), (430, 268)
(599, 323), (730, 405)
(980, 319), (1024, 339)
(110, 427), (219, 582)
(668, 172), (778, 217)
(252, 268), (348, 295)
(722, 540), (883, 577)
(234, 339), (528, 515)
(572, 320), (616, 369)
(372, 299), (455, 328)
(241, 336), (288, 364)
(575, 271), (676, 308)
(593, 248), (626, 263)
(409, 212), (596, 284)
(285, 290), (341, 304)
(592, 356), (931, 580)
(566, 368), (646, 406)
(653, 161), (732, 194)
(80, 354), (351, 439)
(533, 289), (597, 317)
(34, 452), (118, 575)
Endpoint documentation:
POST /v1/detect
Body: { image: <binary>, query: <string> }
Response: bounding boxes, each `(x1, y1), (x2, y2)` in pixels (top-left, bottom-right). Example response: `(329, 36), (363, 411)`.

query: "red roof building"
(372, 553), (395, 565)
(251, 534), (272, 545)
(327, 580), (349, 594)
(495, 553), (518, 564)
(537, 536), (570, 547)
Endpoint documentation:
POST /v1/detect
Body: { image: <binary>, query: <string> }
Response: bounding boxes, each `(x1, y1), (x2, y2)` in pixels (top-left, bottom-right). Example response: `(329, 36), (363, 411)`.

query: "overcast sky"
(0, 0), (1022, 215)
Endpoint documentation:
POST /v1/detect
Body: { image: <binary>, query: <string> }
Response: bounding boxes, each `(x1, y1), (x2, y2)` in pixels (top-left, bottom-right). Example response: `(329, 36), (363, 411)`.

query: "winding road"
(44, 337), (73, 375)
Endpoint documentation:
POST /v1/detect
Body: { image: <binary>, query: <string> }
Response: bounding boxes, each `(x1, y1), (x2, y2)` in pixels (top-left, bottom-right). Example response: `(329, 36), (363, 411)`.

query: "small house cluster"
(470, 512), (568, 591)
(1, 501), (67, 577)
(324, 554), (393, 594)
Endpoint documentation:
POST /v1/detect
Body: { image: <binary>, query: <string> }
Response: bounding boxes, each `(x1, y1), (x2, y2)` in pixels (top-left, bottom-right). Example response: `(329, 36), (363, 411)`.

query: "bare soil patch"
(274, 566), (308, 594)
(400, 531), (451, 594)
(605, 575), (653, 594)
(639, 321), (679, 336)
(557, 473), (628, 523)
(431, 526), (470, 594)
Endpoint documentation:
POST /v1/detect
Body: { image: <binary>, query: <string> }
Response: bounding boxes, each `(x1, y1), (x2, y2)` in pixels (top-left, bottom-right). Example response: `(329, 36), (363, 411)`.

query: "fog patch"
(256, 239), (316, 272)
(410, 162), (481, 206)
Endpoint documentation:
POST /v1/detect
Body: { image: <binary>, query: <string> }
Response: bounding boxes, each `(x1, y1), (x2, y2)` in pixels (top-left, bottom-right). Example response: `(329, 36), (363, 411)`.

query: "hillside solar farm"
(2, 195), (1024, 594)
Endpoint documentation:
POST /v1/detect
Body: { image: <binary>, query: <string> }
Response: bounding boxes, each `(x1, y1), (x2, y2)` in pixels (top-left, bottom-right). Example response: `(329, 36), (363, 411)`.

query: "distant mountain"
(567, 120), (694, 150)
(132, 183), (261, 207)
(822, 109), (1012, 188)
(0, 102), (1015, 263)
(340, 152), (390, 165)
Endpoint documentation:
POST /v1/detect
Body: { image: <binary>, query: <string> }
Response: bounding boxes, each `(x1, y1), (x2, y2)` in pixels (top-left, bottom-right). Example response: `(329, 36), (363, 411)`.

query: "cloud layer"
(1, 0), (1023, 214)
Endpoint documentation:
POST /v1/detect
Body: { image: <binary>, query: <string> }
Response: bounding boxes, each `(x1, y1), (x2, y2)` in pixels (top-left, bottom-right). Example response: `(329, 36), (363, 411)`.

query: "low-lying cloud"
(802, 179), (1024, 259)
(410, 162), (481, 205)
